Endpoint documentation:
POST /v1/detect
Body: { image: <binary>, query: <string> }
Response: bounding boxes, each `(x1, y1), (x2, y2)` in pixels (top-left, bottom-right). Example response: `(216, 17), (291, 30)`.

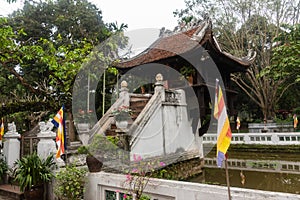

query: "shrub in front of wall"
(54, 163), (88, 200)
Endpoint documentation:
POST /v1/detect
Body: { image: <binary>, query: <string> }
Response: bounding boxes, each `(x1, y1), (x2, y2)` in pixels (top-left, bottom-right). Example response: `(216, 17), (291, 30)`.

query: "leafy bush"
(0, 157), (8, 180)
(54, 164), (87, 200)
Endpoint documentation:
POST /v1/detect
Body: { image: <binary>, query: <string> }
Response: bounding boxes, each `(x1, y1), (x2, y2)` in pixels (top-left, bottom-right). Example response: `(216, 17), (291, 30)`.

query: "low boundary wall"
(84, 172), (300, 200)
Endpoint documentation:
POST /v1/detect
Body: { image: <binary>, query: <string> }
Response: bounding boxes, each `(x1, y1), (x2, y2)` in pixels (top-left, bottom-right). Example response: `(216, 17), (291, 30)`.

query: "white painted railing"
(202, 132), (300, 145)
(204, 158), (300, 174)
(85, 172), (300, 200)
(248, 122), (294, 133)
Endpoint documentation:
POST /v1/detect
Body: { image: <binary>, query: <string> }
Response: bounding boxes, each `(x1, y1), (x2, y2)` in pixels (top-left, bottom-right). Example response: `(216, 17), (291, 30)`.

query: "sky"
(0, 0), (186, 31)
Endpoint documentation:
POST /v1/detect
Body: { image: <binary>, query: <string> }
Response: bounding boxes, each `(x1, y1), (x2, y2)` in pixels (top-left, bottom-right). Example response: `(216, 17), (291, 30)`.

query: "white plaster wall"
(130, 106), (164, 158)
(163, 105), (196, 154)
(130, 102), (198, 160)
(84, 172), (300, 200)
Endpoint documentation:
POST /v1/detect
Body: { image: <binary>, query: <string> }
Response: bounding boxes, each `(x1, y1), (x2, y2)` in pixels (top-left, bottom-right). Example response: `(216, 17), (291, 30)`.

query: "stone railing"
(164, 89), (180, 104)
(204, 158), (300, 174)
(248, 122), (294, 133)
(202, 132), (300, 145)
(85, 171), (300, 200)
(129, 91), (162, 148)
(88, 81), (130, 143)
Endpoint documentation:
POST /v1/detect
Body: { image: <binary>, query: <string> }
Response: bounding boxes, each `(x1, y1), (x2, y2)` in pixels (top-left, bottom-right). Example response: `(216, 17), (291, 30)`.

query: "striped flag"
(214, 79), (232, 167)
(293, 114), (298, 129)
(51, 106), (67, 159)
(236, 117), (241, 131)
(0, 118), (4, 140)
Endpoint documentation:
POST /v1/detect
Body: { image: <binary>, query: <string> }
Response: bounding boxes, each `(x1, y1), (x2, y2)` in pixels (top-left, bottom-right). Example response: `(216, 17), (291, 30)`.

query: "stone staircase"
(104, 94), (151, 138)
(130, 95), (151, 121)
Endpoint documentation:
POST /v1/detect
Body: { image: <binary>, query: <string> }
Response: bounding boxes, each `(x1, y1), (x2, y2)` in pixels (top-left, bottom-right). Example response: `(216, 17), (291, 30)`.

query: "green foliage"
(77, 134), (119, 159)
(54, 163), (87, 200)
(77, 145), (90, 155)
(0, 158), (8, 180)
(140, 195), (151, 200)
(13, 153), (56, 191)
(77, 145), (91, 156)
(180, 65), (196, 78)
(1, 0), (128, 126)
(270, 24), (300, 81)
(293, 107), (300, 115)
(9, 0), (110, 45)
(88, 134), (118, 155)
(106, 136), (119, 146)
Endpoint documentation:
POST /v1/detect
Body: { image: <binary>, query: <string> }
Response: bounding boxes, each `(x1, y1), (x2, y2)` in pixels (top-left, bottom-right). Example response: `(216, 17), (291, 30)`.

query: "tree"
(267, 23), (300, 113)
(0, 0), (128, 131)
(9, 0), (109, 45)
(174, 0), (300, 120)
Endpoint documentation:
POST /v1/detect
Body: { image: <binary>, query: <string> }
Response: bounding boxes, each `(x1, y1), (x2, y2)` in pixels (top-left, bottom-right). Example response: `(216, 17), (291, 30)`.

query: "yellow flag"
(0, 118), (4, 140)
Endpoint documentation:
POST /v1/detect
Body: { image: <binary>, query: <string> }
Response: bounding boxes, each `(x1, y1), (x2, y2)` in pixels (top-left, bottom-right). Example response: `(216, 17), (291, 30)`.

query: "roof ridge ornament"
(160, 18), (212, 38)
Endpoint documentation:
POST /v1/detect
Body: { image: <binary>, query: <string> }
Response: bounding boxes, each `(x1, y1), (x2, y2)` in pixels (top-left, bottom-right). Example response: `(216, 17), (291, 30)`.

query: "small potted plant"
(111, 106), (132, 129)
(13, 153), (56, 200)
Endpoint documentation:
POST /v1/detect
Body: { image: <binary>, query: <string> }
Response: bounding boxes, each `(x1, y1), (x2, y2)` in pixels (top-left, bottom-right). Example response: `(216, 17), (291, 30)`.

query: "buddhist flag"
(293, 114), (298, 129)
(236, 117), (241, 131)
(214, 79), (232, 167)
(51, 106), (67, 159)
(0, 118), (4, 140)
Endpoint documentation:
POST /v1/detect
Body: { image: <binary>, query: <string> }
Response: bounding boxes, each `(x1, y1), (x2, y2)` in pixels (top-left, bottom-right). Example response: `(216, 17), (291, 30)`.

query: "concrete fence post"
(120, 80), (130, 107)
(3, 122), (21, 168)
(271, 133), (279, 144)
(154, 73), (165, 101)
(37, 120), (57, 160)
(244, 134), (250, 143)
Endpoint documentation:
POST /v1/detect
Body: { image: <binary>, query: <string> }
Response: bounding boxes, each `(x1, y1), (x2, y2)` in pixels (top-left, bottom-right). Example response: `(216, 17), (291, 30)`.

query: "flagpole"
(225, 158), (232, 200)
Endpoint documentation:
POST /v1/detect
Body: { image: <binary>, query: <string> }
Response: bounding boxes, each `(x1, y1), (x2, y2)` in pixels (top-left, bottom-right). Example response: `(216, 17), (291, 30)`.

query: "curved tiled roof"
(115, 19), (256, 70)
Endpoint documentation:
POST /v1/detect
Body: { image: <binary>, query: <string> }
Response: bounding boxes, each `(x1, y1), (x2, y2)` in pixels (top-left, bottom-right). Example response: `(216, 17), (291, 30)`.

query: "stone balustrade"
(85, 171), (300, 200)
(204, 158), (300, 174)
(202, 132), (300, 145)
(248, 122), (294, 133)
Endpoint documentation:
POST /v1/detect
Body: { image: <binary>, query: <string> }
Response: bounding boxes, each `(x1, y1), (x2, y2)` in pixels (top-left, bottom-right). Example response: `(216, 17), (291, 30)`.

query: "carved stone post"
(3, 122), (20, 168)
(120, 80), (130, 107)
(154, 73), (165, 101)
(37, 120), (57, 160)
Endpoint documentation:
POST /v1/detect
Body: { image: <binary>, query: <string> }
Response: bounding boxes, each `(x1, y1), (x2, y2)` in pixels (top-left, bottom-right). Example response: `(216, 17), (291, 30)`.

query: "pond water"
(189, 168), (300, 194)
(188, 151), (300, 195)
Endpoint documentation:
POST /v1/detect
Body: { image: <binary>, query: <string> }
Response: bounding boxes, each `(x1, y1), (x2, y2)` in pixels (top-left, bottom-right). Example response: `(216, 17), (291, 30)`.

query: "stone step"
(67, 141), (82, 151)
(103, 94), (151, 139)
(130, 95), (151, 102)
(130, 100), (148, 108)
(0, 184), (24, 200)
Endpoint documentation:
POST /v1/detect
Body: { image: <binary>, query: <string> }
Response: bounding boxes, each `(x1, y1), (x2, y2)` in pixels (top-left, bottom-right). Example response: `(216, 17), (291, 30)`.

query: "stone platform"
(0, 184), (24, 200)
